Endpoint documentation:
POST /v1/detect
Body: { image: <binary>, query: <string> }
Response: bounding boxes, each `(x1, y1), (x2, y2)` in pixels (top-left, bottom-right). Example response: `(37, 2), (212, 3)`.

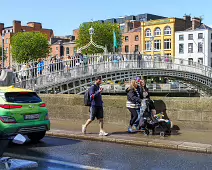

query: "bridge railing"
(12, 54), (212, 90)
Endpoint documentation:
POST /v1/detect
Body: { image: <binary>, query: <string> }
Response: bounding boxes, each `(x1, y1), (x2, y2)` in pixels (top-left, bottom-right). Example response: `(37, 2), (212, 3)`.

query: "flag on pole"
(113, 31), (118, 49)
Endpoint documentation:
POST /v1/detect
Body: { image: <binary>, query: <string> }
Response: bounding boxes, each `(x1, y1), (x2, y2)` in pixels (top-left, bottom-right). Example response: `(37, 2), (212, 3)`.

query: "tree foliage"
(76, 22), (122, 54)
(11, 32), (49, 63)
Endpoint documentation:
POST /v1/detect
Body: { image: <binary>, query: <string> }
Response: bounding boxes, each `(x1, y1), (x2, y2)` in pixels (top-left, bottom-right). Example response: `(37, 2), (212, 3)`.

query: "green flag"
(113, 31), (118, 49)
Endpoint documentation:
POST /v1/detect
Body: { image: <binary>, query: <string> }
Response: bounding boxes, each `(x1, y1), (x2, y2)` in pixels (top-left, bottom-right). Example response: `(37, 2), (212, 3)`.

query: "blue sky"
(1, 0), (211, 36)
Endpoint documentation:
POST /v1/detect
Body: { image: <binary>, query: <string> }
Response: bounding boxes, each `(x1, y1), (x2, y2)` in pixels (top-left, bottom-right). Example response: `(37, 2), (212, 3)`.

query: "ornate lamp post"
(89, 27), (94, 39)
(1, 32), (4, 69)
(77, 27), (107, 54)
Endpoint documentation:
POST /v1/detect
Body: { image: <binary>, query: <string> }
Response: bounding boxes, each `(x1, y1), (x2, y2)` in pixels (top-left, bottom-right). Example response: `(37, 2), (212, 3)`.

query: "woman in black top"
(126, 80), (141, 133)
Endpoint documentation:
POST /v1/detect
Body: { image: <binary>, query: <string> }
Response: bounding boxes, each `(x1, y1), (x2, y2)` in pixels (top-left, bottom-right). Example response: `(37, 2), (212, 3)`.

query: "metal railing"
(12, 54), (212, 91)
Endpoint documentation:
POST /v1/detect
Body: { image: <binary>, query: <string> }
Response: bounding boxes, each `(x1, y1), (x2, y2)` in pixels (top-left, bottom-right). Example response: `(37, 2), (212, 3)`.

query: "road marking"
(87, 153), (99, 156)
(4, 153), (111, 170)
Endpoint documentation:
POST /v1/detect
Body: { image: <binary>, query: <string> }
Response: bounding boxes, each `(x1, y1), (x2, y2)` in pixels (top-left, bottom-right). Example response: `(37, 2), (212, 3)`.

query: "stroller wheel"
(166, 130), (171, 136)
(160, 132), (165, 137)
(144, 129), (150, 136)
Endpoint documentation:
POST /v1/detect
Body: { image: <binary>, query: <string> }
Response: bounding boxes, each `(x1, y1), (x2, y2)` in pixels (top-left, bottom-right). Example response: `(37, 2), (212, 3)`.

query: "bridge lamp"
(89, 27), (94, 35)
(1, 32), (4, 69)
(150, 36), (154, 58)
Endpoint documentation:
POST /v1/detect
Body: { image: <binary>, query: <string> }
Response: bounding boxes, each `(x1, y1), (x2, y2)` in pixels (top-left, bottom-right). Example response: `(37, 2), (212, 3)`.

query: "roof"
(186, 24), (212, 31)
(0, 86), (33, 93)
(128, 27), (141, 33)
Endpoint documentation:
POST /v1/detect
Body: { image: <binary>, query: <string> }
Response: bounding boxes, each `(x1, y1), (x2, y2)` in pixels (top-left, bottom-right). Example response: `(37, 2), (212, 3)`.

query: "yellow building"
(141, 16), (192, 57)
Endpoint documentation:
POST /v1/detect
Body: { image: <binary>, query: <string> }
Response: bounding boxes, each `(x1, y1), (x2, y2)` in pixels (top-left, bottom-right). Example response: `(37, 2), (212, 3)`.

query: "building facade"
(141, 16), (192, 57)
(175, 18), (212, 67)
(122, 27), (141, 53)
(50, 36), (77, 58)
(0, 20), (54, 66)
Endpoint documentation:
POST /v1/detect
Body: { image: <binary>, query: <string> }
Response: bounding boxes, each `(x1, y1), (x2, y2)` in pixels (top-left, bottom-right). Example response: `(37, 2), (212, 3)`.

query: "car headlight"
(0, 116), (16, 123)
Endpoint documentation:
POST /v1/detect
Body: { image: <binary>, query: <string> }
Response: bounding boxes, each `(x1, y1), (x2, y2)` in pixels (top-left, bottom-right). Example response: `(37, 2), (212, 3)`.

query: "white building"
(175, 18), (212, 67)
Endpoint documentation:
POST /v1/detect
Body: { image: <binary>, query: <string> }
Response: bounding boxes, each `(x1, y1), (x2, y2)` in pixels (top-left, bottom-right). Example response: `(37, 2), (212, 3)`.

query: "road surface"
(2, 137), (212, 170)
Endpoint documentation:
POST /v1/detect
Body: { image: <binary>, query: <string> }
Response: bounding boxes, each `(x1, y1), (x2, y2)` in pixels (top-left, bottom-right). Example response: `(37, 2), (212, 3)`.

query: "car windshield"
(4, 92), (42, 103)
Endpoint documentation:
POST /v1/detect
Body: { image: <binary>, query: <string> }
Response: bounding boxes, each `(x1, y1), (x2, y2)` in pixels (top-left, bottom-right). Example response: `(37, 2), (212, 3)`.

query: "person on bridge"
(82, 76), (108, 136)
(126, 80), (141, 133)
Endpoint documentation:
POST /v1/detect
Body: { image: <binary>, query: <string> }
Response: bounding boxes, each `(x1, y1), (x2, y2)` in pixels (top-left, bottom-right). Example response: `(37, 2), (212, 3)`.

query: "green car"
(0, 86), (50, 142)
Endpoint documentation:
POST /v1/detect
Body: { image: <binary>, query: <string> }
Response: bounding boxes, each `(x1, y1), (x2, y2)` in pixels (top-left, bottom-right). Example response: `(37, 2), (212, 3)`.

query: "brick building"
(50, 36), (76, 58)
(122, 27), (141, 53)
(0, 20), (54, 66)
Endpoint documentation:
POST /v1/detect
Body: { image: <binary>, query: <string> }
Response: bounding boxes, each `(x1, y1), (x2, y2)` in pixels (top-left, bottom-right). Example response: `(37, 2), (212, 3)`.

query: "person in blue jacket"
(37, 58), (44, 76)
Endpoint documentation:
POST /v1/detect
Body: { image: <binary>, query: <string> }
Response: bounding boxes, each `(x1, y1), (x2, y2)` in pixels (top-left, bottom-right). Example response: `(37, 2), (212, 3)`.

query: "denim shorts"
(90, 106), (103, 121)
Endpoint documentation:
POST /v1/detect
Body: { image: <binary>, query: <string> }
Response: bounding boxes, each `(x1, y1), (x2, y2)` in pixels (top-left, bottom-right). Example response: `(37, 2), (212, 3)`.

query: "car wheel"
(27, 131), (46, 143)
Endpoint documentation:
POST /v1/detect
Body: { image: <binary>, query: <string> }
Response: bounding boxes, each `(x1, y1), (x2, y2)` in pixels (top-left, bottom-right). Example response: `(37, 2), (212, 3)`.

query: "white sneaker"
(128, 127), (135, 133)
(82, 125), (86, 134)
(99, 131), (108, 136)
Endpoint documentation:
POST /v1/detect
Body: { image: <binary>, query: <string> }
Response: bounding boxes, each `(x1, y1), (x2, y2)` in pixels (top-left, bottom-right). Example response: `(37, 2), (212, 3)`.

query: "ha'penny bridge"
(11, 54), (212, 95)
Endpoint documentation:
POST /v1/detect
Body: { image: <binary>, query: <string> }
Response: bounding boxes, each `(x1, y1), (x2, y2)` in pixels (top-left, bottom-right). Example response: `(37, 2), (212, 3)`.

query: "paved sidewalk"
(47, 119), (212, 153)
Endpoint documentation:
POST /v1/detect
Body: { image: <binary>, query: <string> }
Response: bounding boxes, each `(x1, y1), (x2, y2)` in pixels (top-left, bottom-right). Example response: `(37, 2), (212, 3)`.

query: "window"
(125, 36), (129, 42)
(6, 47), (8, 54)
(198, 42), (203, 53)
(198, 33), (203, 39)
(164, 26), (171, 35)
(179, 44), (184, 54)
(164, 39), (171, 50)
(179, 35), (184, 40)
(188, 58), (193, 65)
(188, 34), (193, 40)
(211, 43), (212, 52)
(154, 40), (161, 50)
(154, 27), (161, 36)
(145, 41), (151, 51)
(120, 25), (125, 32)
(6, 39), (9, 44)
(188, 43), (193, 53)
(198, 58), (203, 65)
(145, 29), (151, 37)
(135, 45), (139, 52)
(210, 58), (212, 67)
(135, 35), (139, 41)
(125, 45), (129, 53)
(56, 47), (58, 51)
(74, 47), (77, 54)
(66, 47), (70, 55)
(5, 92), (42, 103)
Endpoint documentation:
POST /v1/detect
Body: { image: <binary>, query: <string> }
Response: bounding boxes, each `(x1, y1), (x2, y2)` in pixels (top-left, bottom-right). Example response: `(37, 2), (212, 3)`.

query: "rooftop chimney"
(192, 17), (201, 30)
(0, 23), (4, 35)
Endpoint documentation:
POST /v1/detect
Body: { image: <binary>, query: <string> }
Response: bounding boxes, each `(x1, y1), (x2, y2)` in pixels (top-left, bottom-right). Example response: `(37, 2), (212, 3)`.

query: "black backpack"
(84, 85), (97, 106)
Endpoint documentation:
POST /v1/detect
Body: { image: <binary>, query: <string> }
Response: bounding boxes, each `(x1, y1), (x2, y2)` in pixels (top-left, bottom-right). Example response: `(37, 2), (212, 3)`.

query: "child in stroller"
(139, 99), (172, 137)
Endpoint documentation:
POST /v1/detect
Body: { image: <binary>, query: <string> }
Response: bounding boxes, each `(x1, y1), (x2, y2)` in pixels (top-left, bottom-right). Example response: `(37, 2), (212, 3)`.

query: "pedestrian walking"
(82, 76), (108, 136)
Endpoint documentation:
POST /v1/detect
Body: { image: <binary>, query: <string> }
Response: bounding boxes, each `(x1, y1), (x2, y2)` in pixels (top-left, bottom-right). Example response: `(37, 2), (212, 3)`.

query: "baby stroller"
(140, 99), (172, 137)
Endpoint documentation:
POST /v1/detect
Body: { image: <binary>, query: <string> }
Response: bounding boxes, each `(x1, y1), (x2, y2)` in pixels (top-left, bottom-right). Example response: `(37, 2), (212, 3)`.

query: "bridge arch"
(13, 55), (212, 95)
(35, 67), (212, 95)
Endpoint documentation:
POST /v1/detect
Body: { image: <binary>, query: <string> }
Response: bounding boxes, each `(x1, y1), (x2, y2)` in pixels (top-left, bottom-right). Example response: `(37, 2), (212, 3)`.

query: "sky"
(1, 0), (212, 36)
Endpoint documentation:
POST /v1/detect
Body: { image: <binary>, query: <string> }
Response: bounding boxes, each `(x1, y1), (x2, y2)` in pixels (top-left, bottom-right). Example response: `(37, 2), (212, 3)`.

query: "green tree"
(0, 47), (6, 62)
(76, 22), (122, 54)
(11, 32), (49, 63)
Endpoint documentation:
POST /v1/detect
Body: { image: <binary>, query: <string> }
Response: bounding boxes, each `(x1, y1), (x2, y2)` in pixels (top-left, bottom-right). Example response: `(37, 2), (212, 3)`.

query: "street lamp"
(89, 27), (94, 41)
(1, 32), (4, 69)
(150, 36), (154, 59)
